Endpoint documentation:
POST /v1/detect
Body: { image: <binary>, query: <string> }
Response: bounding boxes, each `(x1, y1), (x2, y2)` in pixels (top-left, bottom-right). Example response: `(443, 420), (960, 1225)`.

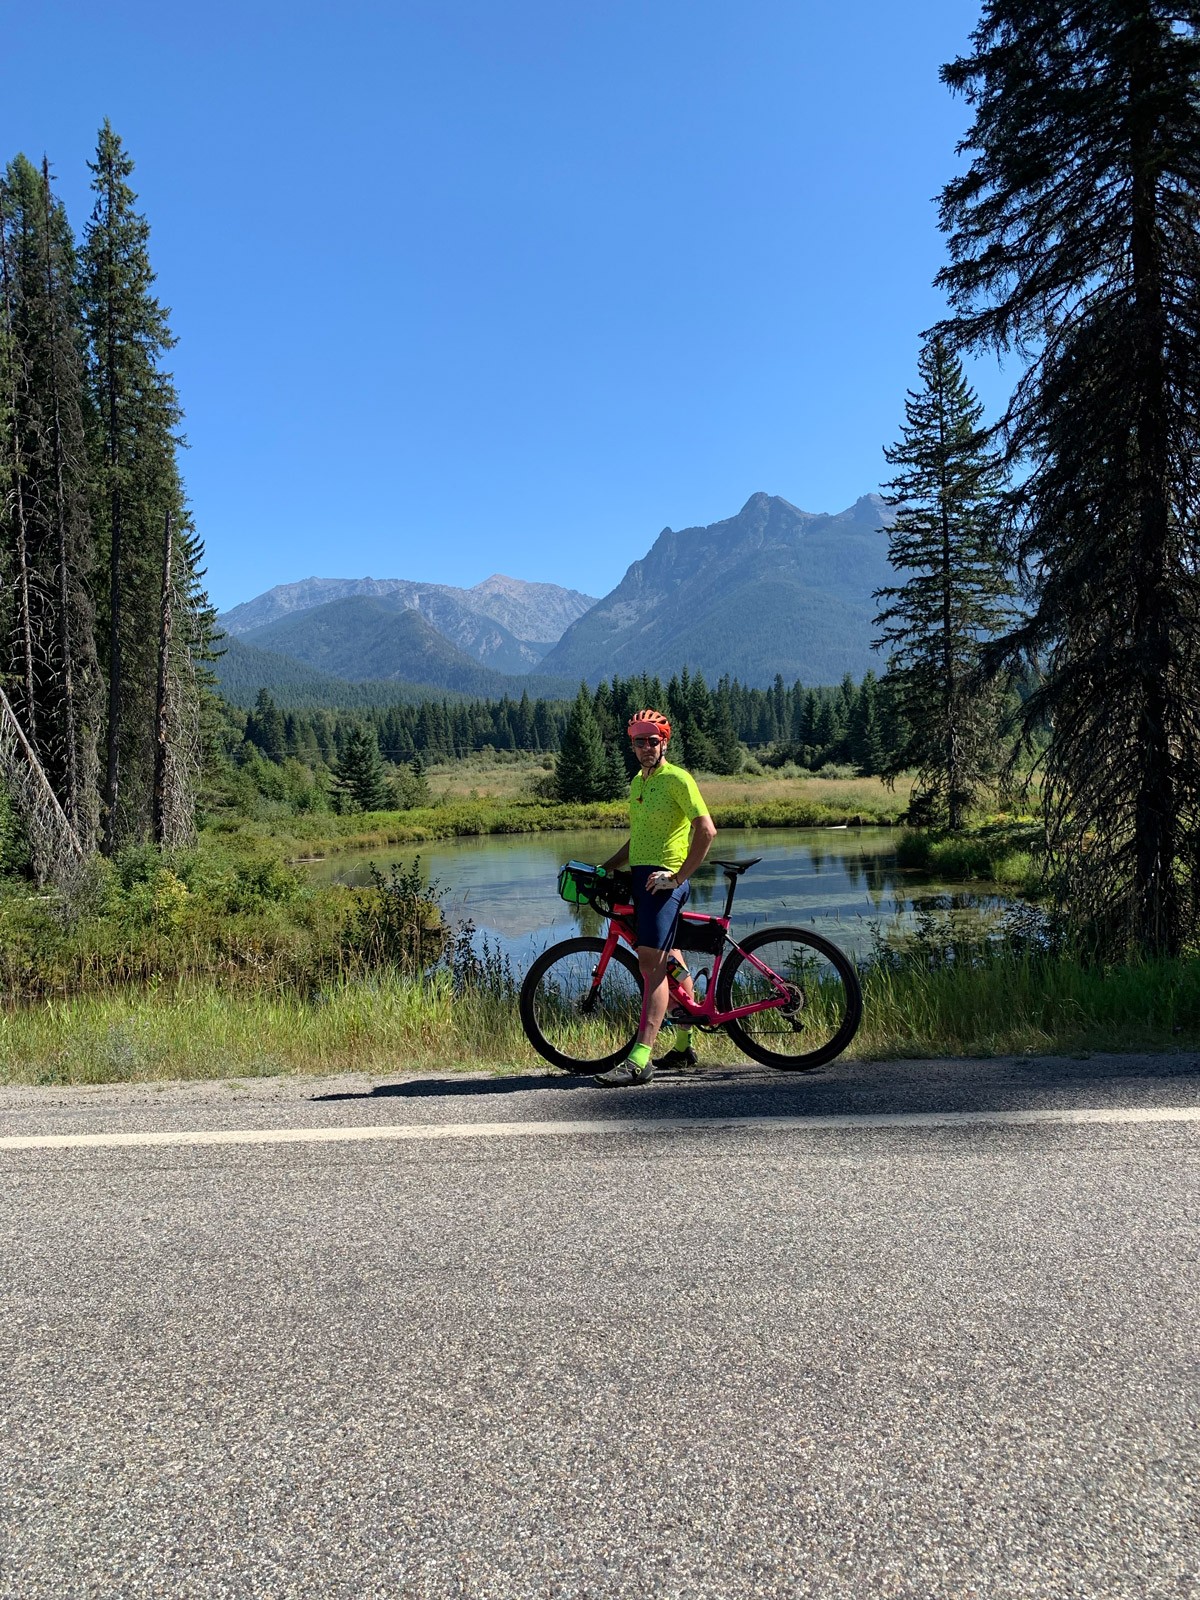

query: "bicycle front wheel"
(716, 925), (862, 1070)
(520, 936), (644, 1074)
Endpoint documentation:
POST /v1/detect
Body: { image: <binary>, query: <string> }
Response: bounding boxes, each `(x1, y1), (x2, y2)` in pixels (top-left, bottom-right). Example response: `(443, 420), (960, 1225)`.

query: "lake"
(304, 826), (1018, 970)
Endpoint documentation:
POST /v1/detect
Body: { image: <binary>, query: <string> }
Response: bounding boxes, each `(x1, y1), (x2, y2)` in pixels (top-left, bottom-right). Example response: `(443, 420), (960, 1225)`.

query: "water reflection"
(304, 827), (1027, 970)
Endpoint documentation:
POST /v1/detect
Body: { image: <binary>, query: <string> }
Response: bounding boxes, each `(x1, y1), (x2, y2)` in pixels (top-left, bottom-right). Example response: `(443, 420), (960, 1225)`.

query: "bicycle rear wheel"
(520, 936), (644, 1074)
(716, 925), (862, 1070)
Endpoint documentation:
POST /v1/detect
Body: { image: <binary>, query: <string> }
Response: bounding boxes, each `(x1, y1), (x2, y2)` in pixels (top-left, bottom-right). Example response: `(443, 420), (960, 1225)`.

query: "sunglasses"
(631, 736), (662, 746)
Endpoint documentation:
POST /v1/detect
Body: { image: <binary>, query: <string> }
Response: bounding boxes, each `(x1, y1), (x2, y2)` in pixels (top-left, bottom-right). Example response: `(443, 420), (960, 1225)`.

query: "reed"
(218, 781), (910, 865)
(894, 822), (1046, 896)
(858, 949), (1200, 1058)
(3, 947), (1196, 1087)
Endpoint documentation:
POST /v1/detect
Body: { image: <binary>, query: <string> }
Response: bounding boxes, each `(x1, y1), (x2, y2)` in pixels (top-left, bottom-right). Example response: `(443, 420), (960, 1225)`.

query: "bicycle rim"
(519, 936), (644, 1073)
(716, 926), (862, 1070)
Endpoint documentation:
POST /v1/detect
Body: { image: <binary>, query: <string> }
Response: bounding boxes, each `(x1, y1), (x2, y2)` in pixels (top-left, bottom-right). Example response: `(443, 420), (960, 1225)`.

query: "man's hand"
(646, 870), (677, 893)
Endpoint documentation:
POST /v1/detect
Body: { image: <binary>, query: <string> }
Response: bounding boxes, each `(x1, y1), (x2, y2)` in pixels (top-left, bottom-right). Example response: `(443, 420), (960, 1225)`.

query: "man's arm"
(602, 838), (631, 872)
(659, 814), (716, 888)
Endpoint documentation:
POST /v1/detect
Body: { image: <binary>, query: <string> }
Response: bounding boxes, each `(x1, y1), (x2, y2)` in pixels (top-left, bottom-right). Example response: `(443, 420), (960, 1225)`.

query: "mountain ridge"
(220, 574), (596, 671)
(538, 492), (895, 686)
(218, 492), (897, 697)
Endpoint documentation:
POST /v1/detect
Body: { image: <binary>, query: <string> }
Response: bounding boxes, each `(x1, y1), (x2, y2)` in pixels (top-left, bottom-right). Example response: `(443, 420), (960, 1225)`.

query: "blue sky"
(5, 1), (1002, 612)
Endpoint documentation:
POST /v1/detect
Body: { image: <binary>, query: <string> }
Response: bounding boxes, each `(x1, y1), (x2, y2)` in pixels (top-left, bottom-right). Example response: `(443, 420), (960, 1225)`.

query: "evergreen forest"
(0, 126), (216, 882)
(224, 667), (932, 814)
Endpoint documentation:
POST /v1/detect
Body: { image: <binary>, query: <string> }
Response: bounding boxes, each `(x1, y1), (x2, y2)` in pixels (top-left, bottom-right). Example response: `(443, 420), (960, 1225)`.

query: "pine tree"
(665, 672), (690, 768)
(247, 689), (287, 761)
(686, 671), (717, 770)
(848, 673), (885, 775)
(789, 682), (806, 743)
(937, 3), (1200, 952)
(555, 685), (612, 802)
(335, 725), (390, 812)
(710, 678), (742, 775)
(872, 334), (1015, 828)
(533, 698), (557, 752)
(0, 170), (39, 752)
(393, 752), (431, 810)
(0, 157), (102, 849)
(81, 121), (212, 851)
(812, 696), (843, 763)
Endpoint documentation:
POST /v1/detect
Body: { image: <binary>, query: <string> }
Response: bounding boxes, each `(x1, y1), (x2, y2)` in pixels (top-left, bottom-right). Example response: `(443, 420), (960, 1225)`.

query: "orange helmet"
(627, 708), (671, 742)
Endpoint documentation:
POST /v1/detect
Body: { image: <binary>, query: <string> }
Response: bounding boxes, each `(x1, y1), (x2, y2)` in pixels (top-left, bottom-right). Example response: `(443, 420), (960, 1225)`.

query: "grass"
(894, 821), (1046, 899)
(0, 972), (524, 1087)
(8, 761), (1178, 1088)
(211, 767), (915, 864)
(857, 949), (1200, 1059)
(2, 945), (1197, 1087)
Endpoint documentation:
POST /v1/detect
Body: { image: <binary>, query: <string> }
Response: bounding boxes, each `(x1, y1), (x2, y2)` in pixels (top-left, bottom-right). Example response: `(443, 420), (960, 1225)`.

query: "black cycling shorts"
(630, 865), (690, 950)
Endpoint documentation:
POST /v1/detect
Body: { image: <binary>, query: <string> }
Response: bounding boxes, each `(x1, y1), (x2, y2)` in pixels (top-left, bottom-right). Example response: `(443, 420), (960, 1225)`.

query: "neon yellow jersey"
(628, 759), (709, 872)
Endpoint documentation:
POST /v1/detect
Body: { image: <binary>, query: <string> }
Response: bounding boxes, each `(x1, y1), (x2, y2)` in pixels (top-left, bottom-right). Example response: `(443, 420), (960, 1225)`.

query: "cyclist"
(594, 709), (717, 1086)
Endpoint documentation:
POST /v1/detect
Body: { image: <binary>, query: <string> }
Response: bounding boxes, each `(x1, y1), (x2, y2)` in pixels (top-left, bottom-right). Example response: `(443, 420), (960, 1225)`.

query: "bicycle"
(519, 857), (863, 1075)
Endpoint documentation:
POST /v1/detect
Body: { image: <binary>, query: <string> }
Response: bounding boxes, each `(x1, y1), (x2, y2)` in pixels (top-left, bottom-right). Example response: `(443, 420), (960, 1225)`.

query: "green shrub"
(340, 861), (447, 975)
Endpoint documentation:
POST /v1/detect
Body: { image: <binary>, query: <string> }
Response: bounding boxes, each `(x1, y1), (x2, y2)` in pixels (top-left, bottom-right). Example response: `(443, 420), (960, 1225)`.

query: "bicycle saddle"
(710, 857), (762, 876)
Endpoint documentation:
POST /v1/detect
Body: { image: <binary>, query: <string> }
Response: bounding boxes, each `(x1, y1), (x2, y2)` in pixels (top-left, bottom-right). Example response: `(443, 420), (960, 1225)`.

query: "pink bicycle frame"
(598, 902), (795, 1026)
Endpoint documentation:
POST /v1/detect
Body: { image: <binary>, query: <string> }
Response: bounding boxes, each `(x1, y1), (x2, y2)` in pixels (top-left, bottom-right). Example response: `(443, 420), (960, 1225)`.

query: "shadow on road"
(311, 1058), (733, 1102)
(313, 1073), (583, 1102)
(310, 1050), (1199, 1119)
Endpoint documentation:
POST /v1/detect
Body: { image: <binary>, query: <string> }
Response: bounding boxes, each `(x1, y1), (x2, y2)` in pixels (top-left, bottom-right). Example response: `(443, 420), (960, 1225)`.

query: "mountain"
(226, 603), (576, 703)
(219, 574), (595, 672)
(216, 494), (897, 701)
(239, 600), (534, 694)
(538, 493), (896, 687)
(212, 636), (473, 708)
(215, 635), (579, 709)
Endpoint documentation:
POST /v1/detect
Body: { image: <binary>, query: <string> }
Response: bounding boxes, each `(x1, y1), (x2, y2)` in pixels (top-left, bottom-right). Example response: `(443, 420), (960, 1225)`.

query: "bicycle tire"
(716, 925), (862, 1071)
(520, 936), (644, 1074)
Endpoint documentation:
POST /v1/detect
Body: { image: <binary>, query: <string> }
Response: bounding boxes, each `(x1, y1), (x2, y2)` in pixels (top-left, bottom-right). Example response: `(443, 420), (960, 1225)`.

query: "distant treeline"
(229, 668), (923, 782)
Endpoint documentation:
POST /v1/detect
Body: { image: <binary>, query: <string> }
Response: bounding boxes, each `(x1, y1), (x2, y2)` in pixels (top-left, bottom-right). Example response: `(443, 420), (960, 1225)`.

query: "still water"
(305, 827), (1017, 969)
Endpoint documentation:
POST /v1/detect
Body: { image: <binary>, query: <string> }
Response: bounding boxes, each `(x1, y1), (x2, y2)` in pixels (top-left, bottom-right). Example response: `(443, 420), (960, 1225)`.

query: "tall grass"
(859, 949), (1200, 1058)
(3, 943), (1197, 1087)
(0, 971), (526, 1086)
(0, 844), (445, 1002)
(216, 781), (910, 865)
(895, 821), (1046, 897)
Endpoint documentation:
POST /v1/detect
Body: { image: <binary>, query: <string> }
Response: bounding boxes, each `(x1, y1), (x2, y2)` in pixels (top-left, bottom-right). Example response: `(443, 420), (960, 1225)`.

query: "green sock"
(628, 1042), (652, 1068)
(671, 1027), (693, 1054)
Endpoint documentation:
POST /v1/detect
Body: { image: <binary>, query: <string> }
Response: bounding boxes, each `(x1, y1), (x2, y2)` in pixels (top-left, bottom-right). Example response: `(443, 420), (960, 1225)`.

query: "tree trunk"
(40, 159), (81, 837)
(1128, 28), (1177, 954)
(0, 192), (37, 744)
(0, 686), (83, 887)
(152, 509), (172, 845)
(100, 176), (121, 855)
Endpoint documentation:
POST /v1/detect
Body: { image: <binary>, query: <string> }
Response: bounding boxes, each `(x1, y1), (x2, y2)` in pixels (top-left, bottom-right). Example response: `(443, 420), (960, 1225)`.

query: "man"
(595, 708), (717, 1087)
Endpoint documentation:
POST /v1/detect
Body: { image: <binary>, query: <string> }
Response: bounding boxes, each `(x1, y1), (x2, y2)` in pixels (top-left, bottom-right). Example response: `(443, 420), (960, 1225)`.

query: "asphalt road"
(1, 1054), (1197, 1599)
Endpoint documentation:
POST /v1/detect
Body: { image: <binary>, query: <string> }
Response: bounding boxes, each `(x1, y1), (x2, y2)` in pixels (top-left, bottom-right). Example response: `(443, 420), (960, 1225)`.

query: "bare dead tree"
(38, 158), (99, 851)
(159, 628), (200, 849)
(0, 181), (38, 744)
(0, 685), (83, 888)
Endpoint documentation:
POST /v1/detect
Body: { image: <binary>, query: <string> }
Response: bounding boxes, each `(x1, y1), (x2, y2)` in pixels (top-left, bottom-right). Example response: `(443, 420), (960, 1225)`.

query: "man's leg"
(656, 949), (698, 1067)
(594, 875), (684, 1088)
(636, 946), (673, 1050)
(593, 946), (672, 1088)
(667, 950), (696, 1006)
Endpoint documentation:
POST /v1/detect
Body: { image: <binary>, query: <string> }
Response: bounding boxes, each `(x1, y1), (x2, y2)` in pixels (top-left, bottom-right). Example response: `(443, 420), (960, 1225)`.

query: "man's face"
(631, 734), (665, 765)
